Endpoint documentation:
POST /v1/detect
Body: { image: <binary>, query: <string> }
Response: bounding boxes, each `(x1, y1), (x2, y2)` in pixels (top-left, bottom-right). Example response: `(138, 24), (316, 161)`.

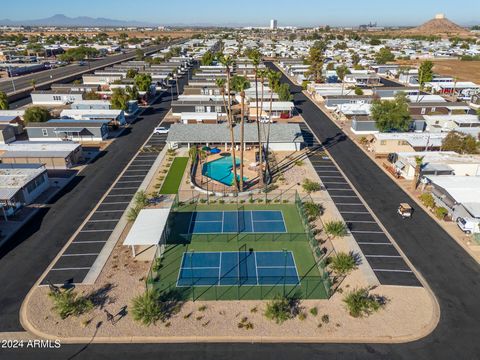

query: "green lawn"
(159, 157), (188, 195)
(149, 204), (330, 301)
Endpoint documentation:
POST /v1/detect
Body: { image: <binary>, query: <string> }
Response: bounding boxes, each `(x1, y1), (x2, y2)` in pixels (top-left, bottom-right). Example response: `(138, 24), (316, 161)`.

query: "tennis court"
(188, 210), (287, 234)
(177, 251), (300, 286)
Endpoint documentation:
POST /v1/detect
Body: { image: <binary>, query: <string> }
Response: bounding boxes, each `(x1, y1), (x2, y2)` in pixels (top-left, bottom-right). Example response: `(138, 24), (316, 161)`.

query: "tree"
(354, 87), (364, 95)
(110, 88), (131, 111)
(134, 73), (152, 92)
(371, 93), (411, 132)
(201, 50), (215, 66)
(0, 91), (8, 110)
(336, 65), (350, 95)
(57, 46), (99, 62)
(218, 54), (239, 191)
(126, 68), (138, 79)
(375, 48), (395, 64)
(413, 156), (424, 189)
(248, 49), (265, 187)
(276, 83), (293, 102)
(231, 75), (250, 191)
(369, 38), (381, 46)
(305, 46), (324, 83)
(24, 106), (51, 123)
(84, 91), (100, 100)
(126, 85), (139, 101)
(418, 61), (434, 90)
(135, 49), (144, 61)
(441, 131), (479, 154)
(265, 70), (282, 162)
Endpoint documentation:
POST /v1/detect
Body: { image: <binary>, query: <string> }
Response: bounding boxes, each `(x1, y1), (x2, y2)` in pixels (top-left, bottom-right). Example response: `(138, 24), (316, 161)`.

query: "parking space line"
(80, 229), (113, 233)
(339, 211), (370, 214)
(365, 255), (402, 258)
(74, 241), (107, 244)
(372, 268), (413, 273)
(94, 210), (125, 213)
(88, 219), (121, 223)
(351, 230), (385, 234)
(322, 182), (348, 184)
(358, 242), (393, 245)
(347, 220), (377, 223)
(111, 187), (138, 190)
(320, 176), (345, 178)
(101, 201), (130, 204)
(104, 194), (132, 197)
(336, 203), (364, 205)
(327, 188), (355, 191)
(50, 267), (91, 271)
(117, 180), (143, 184)
(330, 195), (358, 198)
(62, 253), (100, 257)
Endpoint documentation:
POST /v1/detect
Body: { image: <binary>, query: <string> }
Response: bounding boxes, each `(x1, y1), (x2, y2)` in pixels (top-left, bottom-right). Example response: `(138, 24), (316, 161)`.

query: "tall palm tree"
(218, 54), (239, 191)
(232, 75), (250, 191)
(413, 156), (424, 189)
(265, 70), (282, 159)
(248, 50), (264, 185)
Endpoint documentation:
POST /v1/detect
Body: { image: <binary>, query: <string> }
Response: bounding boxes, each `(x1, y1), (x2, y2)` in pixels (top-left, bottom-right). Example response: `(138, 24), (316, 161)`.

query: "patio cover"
(123, 207), (172, 256)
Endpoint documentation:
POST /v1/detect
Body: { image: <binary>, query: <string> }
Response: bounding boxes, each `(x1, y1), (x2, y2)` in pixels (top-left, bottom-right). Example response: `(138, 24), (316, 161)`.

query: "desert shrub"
(303, 202), (324, 219)
(330, 252), (357, 275)
(310, 307), (318, 316)
(343, 288), (384, 318)
(264, 296), (300, 324)
(435, 207), (449, 220)
(324, 220), (348, 238)
(302, 179), (322, 193)
(48, 288), (93, 320)
(420, 193), (435, 208)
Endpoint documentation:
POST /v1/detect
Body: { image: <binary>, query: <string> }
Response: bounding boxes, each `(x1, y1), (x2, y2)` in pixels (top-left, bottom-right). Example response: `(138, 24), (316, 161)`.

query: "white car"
(153, 127), (169, 134)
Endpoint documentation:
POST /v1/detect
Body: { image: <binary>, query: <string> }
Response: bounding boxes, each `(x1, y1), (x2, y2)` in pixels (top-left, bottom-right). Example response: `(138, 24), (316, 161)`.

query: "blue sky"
(2, 0), (479, 26)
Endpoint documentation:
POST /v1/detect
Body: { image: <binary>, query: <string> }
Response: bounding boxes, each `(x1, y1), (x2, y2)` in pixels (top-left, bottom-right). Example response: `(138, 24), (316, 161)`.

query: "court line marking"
(254, 252), (259, 286)
(218, 252), (222, 286)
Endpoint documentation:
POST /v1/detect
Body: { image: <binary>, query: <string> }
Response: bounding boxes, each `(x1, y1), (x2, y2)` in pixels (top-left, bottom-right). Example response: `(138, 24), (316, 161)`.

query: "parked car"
(153, 127), (169, 134)
(456, 217), (480, 234)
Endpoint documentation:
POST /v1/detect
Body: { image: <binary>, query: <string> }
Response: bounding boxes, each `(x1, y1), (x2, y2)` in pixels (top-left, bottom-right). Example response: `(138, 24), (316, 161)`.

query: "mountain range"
(0, 14), (158, 27)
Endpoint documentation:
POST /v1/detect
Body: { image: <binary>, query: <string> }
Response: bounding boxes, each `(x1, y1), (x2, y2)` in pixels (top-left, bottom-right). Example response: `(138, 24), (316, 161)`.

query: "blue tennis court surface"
(189, 210), (286, 234)
(177, 251), (300, 286)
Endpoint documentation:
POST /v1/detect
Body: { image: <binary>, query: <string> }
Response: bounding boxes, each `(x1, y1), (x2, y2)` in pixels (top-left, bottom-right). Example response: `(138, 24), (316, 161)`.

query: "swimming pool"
(202, 155), (247, 186)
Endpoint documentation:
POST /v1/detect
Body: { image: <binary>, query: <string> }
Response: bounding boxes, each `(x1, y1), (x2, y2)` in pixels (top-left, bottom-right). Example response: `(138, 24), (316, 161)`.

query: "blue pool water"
(202, 156), (247, 186)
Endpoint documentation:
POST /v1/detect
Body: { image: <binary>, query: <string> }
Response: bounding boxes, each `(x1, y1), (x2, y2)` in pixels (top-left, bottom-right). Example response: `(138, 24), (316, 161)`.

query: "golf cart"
(398, 203), (413, 219)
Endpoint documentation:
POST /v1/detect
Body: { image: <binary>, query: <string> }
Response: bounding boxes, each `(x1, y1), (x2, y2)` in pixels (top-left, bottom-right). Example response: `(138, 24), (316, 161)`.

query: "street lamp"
(8, 66), (16, 92)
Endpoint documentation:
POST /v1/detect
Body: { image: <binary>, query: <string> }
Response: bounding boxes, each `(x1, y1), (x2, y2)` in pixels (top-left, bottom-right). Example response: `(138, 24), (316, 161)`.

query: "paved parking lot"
(301, 124), (421, 287)
(41, 131), (169, 286)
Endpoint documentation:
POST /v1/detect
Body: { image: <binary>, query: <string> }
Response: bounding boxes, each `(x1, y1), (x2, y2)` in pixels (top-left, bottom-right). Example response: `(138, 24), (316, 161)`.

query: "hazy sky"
(2, 0), (479, 26)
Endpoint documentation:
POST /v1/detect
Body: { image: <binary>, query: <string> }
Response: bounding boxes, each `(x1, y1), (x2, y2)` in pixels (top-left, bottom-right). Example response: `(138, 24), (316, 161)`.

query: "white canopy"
(123, 207), (171, 247)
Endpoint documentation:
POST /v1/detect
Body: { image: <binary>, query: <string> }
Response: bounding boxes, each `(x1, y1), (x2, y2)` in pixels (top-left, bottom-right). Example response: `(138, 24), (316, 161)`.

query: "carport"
(123, 207), (171, 258)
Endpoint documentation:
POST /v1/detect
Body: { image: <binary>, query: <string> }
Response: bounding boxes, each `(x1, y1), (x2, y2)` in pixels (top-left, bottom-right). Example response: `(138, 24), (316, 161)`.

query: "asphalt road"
(1, 65), (479, 360)
(0, 42), (174, 95)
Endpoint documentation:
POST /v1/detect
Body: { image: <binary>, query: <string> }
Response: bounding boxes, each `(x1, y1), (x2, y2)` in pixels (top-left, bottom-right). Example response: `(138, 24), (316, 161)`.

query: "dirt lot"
(396, 59), (480, 83)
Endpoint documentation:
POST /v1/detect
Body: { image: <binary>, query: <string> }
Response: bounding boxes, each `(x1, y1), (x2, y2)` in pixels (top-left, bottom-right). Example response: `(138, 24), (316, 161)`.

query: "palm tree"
(265, 70), (281, 159)
(218, 54), (239, 191)
(336, 65), (350, 96)
(31, 79), (36, 91)
(232, 75), (250, 191)
(248, 50), (264, 186)
(413, 156), (424, 189)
